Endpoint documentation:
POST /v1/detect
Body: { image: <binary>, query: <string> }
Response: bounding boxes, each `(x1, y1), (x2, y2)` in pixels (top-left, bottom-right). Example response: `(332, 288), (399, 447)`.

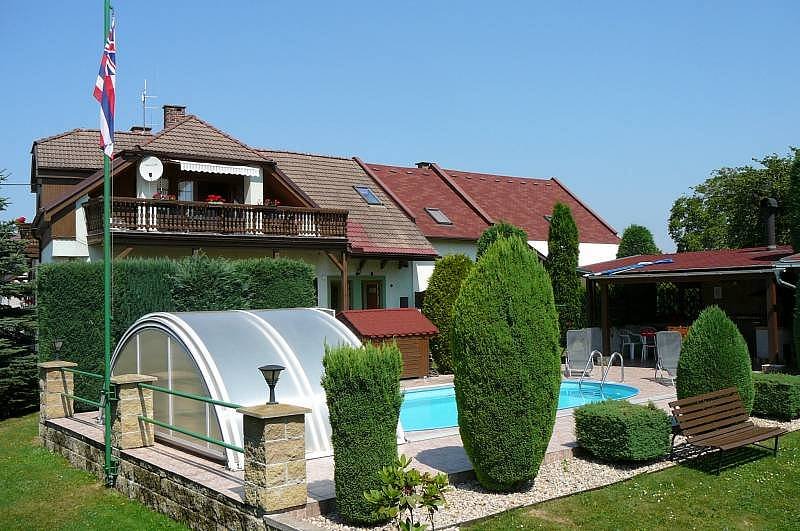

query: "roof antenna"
(140, 79), (158, 130)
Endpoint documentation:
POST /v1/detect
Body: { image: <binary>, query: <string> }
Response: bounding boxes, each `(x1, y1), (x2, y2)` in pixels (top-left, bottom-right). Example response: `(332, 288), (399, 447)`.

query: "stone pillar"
(111, 374), (158, 450)
(237, 403), (310, 513)
(38, 360), (78, 421)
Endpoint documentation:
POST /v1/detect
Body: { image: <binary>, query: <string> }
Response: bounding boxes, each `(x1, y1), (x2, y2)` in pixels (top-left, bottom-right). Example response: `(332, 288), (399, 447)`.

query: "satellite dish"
(138, 156), (163, 182)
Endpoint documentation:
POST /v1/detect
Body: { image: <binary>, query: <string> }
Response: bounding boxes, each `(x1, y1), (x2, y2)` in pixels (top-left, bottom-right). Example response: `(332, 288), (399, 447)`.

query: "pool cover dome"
(111, 309), (361, 470)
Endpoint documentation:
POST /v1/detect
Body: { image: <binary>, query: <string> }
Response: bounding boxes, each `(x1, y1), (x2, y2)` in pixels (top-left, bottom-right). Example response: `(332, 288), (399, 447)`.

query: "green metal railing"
(59, 367), (105, 408)
(137, 383), (244, 454)
(62, 367), (104, 380)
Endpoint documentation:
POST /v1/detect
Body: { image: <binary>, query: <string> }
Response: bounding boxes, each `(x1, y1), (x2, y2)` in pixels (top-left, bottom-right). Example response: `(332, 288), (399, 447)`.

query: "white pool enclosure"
(111, 309), (362, 470)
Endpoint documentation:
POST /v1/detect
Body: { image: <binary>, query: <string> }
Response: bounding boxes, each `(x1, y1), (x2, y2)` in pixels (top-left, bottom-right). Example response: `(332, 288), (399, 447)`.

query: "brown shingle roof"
(259, 150), (437, 257)
(33, 130), (151, 170)
(338, 308), (438, 339)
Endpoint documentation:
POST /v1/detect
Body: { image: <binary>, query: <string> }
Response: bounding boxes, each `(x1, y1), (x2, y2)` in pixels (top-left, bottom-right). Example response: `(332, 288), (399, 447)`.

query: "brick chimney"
(163, 105), (187, 128)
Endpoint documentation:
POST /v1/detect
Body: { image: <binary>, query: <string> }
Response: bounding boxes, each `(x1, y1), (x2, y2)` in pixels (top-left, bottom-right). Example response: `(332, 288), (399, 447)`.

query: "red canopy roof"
(582, 246), (793, 276)
(337, 308), (438, 339)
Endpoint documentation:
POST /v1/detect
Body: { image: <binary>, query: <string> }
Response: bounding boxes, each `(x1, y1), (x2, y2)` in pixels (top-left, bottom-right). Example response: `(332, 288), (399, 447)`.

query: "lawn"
(468, 430), (800, 530)
(0, 413), (187, 531)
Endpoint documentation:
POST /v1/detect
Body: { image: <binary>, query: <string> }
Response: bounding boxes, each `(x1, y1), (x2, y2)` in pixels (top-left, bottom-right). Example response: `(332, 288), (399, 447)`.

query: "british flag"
(93, 16), (116, 158)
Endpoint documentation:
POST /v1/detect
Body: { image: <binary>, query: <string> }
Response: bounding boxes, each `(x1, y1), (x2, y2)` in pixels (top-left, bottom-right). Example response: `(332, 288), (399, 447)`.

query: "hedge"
(676, 306), (754, 414)
(451, 236), (561, 491)
(421, 254), (473, 373)
(36, 256), (316, 406)
(575, 400), (671, 462)
(753, 372), (800, 420)
(476, 221), (528, 259)
(321, 342), (402, 524)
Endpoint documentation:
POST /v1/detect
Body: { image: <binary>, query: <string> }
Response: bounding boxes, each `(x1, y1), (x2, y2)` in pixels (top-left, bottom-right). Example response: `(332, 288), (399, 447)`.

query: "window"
(354, 185), (381, 205)
(178, 181), (194, 201)
(425, 207), (452, 225)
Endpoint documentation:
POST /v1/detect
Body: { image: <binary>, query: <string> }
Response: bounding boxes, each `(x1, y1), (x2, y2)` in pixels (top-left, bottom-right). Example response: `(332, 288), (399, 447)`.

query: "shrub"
(170, 255), (246, 311)
(421, 254), (473, 373)
(546, 203), (582, 344)
(617, 224), (661, 258)
(794, 292), (800, 372)
(574, 400), (671, 461)
(0, 307), (37, 419)
(476, 221), (528, 259)
(752, 372), (800, 420)
(451, 237), (561, 491)
(321, 342), (403, 524)
(234, 258), (315, 309)
(676, 306), (755, 413)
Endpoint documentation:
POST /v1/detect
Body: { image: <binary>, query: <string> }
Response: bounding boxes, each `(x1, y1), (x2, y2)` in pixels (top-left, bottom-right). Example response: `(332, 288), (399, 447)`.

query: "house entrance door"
(362, 280), (382, 309)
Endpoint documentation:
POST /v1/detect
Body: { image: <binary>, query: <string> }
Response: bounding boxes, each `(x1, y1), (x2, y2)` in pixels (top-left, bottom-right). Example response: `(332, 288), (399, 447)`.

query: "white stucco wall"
(529, 241), (619, 267)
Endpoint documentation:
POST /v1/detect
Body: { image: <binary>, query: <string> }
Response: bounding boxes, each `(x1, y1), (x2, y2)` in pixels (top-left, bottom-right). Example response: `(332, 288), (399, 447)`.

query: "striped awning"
(174, 159), (261, 177)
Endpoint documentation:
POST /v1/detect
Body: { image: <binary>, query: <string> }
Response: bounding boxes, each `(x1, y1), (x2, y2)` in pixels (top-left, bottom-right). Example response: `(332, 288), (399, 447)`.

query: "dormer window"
(425, 207), (452, 225)
(354, 185), (381, 205)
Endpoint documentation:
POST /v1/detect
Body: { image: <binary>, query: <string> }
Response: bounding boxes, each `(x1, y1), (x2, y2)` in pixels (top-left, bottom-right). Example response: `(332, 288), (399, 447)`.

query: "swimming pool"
(399, 381), (639, 432)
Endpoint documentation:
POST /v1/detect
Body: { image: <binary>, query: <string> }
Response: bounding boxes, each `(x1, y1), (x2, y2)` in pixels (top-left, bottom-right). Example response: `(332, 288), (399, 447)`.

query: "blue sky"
(1, 1), (798, 251)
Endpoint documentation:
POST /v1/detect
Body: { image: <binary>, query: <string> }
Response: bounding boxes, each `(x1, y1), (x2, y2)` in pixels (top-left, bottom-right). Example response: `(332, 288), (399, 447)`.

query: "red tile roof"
(582, 246), (793, 275)
(444, 169), (619, 243)
(338, 308), (438, 339)
(367, 164), (490, 240)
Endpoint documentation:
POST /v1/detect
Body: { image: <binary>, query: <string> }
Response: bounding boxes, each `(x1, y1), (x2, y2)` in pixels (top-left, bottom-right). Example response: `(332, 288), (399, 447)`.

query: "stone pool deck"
(44, 366), (676, 526)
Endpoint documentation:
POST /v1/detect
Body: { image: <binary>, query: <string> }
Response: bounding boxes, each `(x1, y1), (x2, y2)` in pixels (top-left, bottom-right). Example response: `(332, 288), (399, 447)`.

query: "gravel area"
(304, 417), (799, 531)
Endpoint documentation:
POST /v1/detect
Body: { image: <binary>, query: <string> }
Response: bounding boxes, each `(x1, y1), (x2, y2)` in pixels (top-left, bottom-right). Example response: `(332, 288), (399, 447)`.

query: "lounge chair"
(669, 387), (786, 474)
(654, 331), (681, 384)
(564, 329), (601, 378)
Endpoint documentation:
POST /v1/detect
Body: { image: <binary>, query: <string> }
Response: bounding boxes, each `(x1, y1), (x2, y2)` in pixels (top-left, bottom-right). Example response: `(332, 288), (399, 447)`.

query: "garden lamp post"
(53, 338), (63, 360)
(259, 364), (285, 404)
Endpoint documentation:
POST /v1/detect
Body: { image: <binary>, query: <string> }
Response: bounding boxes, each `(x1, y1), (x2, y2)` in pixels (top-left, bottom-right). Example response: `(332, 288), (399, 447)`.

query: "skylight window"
(425, 207), (452, 225)
(354, 185), (381, 205)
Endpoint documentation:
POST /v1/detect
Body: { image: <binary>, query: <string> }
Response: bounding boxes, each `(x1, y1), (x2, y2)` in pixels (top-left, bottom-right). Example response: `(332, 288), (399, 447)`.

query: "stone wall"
(39, 420), (278, 531)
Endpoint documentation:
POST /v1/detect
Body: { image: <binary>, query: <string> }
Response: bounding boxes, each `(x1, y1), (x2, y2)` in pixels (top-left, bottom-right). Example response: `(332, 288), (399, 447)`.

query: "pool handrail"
(601, 352), (625, 388)
(578, 350), (604, 387)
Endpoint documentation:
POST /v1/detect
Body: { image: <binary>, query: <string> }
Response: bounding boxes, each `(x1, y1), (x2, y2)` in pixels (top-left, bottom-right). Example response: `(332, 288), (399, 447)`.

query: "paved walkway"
(48, 366), (677, 517)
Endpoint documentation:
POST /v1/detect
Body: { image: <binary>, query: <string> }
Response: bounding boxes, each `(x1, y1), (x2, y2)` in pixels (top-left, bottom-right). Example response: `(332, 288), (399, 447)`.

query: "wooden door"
(362, 280), (382, 309)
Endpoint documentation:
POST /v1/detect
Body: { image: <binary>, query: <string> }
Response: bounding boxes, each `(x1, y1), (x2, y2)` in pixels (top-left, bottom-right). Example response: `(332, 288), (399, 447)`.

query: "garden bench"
(668, 387), (786, 474)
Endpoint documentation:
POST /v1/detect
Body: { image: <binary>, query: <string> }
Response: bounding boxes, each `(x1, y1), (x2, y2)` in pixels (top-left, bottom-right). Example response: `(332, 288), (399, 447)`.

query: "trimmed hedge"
(676, 306), (755, 414)
(753, 372), (800, 420)
(321, 342), (402, 524)
(36, 256), (316, 406)
(476, 221), (528, 259)
(451, 236), (561, 491)
(575, 400), (671, 461)
(421, 254), (473, 373)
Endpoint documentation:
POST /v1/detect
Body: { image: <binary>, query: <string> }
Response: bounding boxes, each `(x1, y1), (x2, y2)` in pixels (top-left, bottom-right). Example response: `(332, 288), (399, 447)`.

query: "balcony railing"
(85, 197), (348, 240)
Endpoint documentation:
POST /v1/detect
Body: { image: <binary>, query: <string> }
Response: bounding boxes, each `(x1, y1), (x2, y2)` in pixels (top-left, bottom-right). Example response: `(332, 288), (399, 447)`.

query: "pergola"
(582, 246), (796, 366)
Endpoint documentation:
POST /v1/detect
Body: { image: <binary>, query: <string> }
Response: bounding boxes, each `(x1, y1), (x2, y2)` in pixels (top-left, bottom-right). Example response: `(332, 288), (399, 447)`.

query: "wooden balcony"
(85, 197), (348, 248)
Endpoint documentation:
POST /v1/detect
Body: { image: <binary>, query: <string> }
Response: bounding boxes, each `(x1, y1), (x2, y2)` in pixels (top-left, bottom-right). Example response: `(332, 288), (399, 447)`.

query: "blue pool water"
(399, 381), (639, 432)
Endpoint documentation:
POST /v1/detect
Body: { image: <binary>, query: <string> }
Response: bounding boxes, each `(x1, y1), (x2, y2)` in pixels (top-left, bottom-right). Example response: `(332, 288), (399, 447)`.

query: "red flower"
(15, 216), (26, 224)
(205, 194), (224, 203)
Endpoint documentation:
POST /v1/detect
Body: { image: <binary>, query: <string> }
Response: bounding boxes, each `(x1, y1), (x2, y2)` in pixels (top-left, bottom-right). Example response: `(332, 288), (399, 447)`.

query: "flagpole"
(102, 0), (115, 486)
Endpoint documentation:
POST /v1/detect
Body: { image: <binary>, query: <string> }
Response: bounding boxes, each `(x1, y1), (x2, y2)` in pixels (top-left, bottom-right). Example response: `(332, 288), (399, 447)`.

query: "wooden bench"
(668, 387), (786, 474)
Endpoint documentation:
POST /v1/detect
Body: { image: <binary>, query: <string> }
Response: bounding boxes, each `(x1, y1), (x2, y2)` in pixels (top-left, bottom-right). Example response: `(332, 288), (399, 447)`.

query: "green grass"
(468, 431), (800, 531)
(0, 414), (187, 531)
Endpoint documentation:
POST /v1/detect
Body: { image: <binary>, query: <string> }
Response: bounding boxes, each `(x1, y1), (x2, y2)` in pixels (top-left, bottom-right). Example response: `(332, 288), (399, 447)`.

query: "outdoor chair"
(564, 329), (600, 378)
(619, 329), (642, 360)
(669, 387), (786, 474)
(640, 326), (658, 361)
(654, 331), (681, 384)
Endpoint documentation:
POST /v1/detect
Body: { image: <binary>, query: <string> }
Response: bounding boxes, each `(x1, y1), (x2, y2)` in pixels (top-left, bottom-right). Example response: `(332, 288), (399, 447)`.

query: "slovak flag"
(93, 16), (116, 158)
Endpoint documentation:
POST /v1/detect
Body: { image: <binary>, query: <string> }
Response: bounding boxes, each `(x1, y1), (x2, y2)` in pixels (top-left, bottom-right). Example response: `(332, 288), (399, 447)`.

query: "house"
(30, 105), (618, 312)
(367, 162), (620, 292)
(581, 245), (797, 366)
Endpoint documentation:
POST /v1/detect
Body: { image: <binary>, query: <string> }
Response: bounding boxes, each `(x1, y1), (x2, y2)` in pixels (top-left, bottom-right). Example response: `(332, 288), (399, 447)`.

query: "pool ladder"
(578, 351), (624, 389)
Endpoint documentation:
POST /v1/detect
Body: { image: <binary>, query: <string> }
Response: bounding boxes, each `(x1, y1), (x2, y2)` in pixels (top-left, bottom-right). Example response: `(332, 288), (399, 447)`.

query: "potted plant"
(205, 194), (225, 204)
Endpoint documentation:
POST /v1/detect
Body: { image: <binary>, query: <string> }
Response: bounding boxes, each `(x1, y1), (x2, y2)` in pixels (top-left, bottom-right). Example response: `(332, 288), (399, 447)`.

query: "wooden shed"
(337, 308), (438, 379)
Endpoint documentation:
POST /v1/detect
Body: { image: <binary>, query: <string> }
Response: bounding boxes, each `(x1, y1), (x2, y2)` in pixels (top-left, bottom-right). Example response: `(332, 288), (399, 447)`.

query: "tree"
(421, 254), (473, 373)
(450, 237), (560, 491)
(668, 149), (797, 251)
(617, 224), (661, 258)
(0, 169), (36, 418)
(476, 221), (528, 259)
(546, 203), (582, 343)
(789, 151), (800, 252)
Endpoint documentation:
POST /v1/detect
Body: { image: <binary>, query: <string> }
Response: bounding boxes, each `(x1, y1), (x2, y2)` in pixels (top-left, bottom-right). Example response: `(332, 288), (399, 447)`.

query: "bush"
(321, 342), (403, 524)
(753, 372), (800, 420)
(170, 255), (246, 311)
(451, 237), (561, 491)
(234, 258), (315, 309)
(476, 221), (528, 259)
(0, 307), (37, 419)
(546, 203), (582, 344)
(616, 224), (660, 258)
(421, 254), (473, 373)
(676, 306), (755, 413)
(575, 400), (671, 461)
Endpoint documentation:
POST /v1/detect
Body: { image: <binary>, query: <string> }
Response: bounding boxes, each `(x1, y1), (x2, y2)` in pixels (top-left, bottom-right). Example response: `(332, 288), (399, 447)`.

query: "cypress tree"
(476, 221), (528, 259)
(545, 203), (582, 344)
(788, 150), (800, 252)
